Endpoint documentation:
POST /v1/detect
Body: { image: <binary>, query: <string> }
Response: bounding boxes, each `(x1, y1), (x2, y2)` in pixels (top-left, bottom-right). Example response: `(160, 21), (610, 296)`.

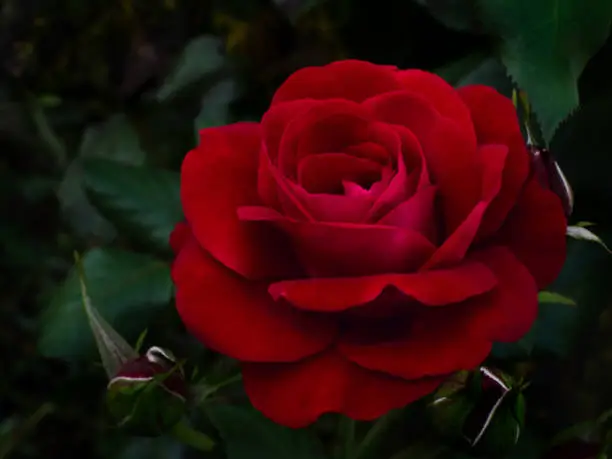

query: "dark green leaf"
(503, 430), (545, 459)
(194, 78), (238, 143)
(156, 35), (225, 102)
(74, 251), (138, 378)
(39, 248), (173, 360)
(455, 57), (513, 97)
(477, 0), (612, 142)
(206, 404), (327, 459)
(82, 158), (182, 252)
(550, 92), (612, 223)
(435, 52), (489, 86)
(57, 114), (146, 240)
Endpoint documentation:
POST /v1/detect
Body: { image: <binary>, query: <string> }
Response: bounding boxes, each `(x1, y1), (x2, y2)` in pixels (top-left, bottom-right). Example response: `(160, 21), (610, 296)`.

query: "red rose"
(171, 60), (567, 428)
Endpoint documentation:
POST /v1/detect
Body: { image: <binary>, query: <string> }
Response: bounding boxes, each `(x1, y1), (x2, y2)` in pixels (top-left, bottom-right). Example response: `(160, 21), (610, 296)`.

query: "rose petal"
(459, 85), (530, 238)
(365, 91), (480, 232)
(271, 60), (402, 106)
(466, 246), (539, 342)
(339, 307), (492, 379)
(172, 232), (336, 362)
(298, 153), (382, 194)
(496, 178), (567, 289)
(259, 151), (316, 221)
(422, 144), (508, 270)
(278, 101), (392, 179)
(396, 69), (475, 141)
(457, 85), (521, 145)
(288, 183), (374, 223)
(242, 349), (444, 428)
(182, 123), (298, 279)
(378, 185), (437, 240)
(366, 127), (424, 221)
(238, 206), (436, 277)
(262, 99), (319, 162)
(268, 260), (497, 311)
(169, 222), (190, 254)
(344, 142), (391, 164)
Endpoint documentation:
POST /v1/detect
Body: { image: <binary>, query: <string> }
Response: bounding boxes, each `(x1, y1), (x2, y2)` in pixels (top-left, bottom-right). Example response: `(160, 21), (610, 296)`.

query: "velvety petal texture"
(171, 59), (568, 428)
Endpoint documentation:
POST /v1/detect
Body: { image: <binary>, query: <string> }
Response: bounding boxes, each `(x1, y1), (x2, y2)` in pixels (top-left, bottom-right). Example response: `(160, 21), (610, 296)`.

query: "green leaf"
(538, 291), (576, 306)
(57, 114), (146, 240)
(194, 78), (238, 143)
(39, 248), (173, 361)
(455, 57), (514, 97)
(435, 52), (489, 86)
(550, 91), (612, 219)
(82, 158), (182, 252)
(156, 35), (225, 102)
(205, 404), (327, 459)
(74, 251), (138, 378)
(477, 0), (612, 142)
(79, 114), (147, 163)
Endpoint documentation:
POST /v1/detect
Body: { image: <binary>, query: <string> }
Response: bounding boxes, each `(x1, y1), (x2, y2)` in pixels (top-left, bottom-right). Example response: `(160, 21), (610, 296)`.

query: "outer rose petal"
(496, 177), (567, 289)
(339, 307), (492, 379)
(172, 232), (336, 362)
(466, 246), (539, 342)
(396, 69), (475, 142)
(169, 222), (190, 254)
(268, 260), (496, 311)
(271, 60), (402, 106)
(182, 123), (298, 279)
(242, 349), (444, 428)
(458, 85), (531, 238)
(238, 206), (436, 277)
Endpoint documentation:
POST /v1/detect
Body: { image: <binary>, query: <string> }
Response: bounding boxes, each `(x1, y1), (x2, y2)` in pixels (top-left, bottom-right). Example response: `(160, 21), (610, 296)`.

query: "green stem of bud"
(170, 419), (215, 452)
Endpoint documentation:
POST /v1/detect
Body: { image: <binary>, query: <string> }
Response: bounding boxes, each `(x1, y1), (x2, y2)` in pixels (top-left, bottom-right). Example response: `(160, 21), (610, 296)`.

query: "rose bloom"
(170, 60), (567, 428)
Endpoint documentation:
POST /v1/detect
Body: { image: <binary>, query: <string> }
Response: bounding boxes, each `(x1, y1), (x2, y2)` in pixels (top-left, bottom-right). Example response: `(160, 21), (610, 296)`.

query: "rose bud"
(106, 346), (187, 436)
(428, 367), (525, 457)
(529, 145), (574, 217)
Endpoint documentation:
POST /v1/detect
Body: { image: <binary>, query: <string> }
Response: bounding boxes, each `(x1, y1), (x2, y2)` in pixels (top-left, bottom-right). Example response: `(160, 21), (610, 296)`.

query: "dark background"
(3, 0), (612, 458)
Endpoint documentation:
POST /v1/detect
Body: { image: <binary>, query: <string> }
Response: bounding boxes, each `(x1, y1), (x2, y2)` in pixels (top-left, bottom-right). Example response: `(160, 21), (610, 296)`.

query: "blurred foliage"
(3, 0), (612, 458)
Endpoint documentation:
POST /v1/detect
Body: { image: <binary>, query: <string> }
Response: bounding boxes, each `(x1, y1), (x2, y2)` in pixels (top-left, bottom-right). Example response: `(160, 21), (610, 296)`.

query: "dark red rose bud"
(106, 346), (187, 436)
(429, 367), (525, 457)
(544, 440), (601, 459)
(529, 145), (574, 217)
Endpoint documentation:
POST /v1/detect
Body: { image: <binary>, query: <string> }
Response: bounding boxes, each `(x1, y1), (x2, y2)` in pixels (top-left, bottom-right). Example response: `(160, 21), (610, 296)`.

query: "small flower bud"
(428, 367), (526, 457)
(106, 346), (188, 436)
(529, 145), (574, 218)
